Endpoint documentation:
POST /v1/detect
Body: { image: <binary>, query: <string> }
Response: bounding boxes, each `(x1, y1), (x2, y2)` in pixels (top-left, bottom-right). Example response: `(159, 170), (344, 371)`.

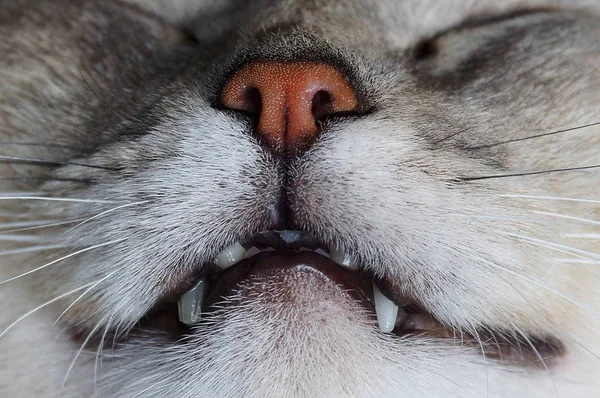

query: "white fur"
(1, 0), (600, 397)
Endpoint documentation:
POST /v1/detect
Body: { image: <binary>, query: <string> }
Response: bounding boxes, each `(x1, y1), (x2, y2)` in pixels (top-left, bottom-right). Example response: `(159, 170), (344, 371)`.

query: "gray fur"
(1, 0), (599, 396)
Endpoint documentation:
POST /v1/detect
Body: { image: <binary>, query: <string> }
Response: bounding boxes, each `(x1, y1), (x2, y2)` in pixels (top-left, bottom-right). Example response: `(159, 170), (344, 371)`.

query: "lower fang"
(178, 278), (206, 326)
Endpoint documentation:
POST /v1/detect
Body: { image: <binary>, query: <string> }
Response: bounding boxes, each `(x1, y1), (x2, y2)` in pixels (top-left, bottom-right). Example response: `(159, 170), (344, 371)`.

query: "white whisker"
(51, 272), (116, 330)
(95, 314), (115, 397)
(0, 219), (85, 234)
(0, 238), (127, 285)
(0, 192), (45, 197)
(0, 282), (97, 339)
(566, 233), (600, 239)
(64, 201), (148, 234)
(533, 211), (600, 226)
(0, 196), (119, 204)
(513, 325), (561, 398)
(20, 272), (117, 397)
(0, 220), (58, 229)
(0, 244), (67, 256)
(0, 234), (55, 243)
(59, 315), (108, 397)
(485, 261), (599, 315)
(552, 258), (600, 264)
(498, 194), (600, 204)
(503, 233), (600, 260)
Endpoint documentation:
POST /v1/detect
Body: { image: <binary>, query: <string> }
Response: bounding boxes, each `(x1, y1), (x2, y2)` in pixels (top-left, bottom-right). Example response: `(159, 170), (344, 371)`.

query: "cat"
(1, 0), (599, 396)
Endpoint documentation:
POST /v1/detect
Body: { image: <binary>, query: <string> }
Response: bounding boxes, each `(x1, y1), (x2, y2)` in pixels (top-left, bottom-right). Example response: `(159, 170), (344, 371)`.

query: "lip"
(203, 250), (375, 311)
(131, 230), (566, 369)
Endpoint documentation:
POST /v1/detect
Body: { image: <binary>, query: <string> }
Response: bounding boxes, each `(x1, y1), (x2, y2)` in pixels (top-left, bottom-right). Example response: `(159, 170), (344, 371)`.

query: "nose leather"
(220, 61), (358, 155)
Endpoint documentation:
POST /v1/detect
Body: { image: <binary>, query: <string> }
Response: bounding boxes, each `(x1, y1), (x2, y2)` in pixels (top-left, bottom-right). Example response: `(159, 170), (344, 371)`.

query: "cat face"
(1, 0), (599, 397)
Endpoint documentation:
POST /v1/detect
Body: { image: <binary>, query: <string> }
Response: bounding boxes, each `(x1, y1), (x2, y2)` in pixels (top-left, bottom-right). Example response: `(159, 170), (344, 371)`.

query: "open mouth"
(139, 230), (564, 367)
(176, 230), (439, 336)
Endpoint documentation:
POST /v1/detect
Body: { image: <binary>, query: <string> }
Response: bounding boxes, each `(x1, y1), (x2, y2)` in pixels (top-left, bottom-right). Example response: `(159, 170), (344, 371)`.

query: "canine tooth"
(373, 282), (399, 333)
(216, 242), (246, 269)
(330, 249), (359, 270)
(245, 246), (260, 258)
(178, 278), (206, 326)
(315, 248), (329, 257)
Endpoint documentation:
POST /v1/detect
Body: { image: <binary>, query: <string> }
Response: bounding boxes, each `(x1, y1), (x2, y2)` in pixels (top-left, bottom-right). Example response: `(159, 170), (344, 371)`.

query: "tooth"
(315, 248), (329, 257)
(215, 242), (246, 269)
(330, 249), (359, 270)
(373, 282), (399, 333)
(178, 278), (206, 326)
(278, 230), (303, 243)
(244, 246), (260, 258)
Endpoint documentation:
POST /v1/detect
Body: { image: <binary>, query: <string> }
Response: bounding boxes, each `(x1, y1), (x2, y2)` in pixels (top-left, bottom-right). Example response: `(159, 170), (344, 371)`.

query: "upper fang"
(215, 242), (246, 269)
(330, 248), (359, 270)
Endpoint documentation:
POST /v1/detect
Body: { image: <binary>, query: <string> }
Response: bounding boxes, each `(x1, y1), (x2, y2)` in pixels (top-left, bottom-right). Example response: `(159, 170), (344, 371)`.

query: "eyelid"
(451, 7), (557, 33)
(412, 8), (557, 61)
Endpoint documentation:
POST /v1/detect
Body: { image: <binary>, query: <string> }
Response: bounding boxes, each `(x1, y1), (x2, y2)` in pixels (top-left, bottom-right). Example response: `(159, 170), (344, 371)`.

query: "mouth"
(175, 230), (437, 336)
(138, 230), (564, 367)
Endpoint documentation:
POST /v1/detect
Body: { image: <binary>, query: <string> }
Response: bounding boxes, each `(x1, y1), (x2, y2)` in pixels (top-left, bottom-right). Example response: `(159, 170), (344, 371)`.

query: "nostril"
(241, 87), (262, 115)
(220, 61), (359, 155)
(311, 90), (334, 122)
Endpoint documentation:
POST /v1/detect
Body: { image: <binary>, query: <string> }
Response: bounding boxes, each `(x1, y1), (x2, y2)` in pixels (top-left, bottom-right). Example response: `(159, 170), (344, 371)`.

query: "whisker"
(0, 142), (87, 151)
(485, 261), (599, 315)
(466, 121), (600, 150)
(79, 67), (126, 122)
(565, 234), (600, 239)
(552, 258), (600, 264)
(0, 282), (97, 339)
(64, 201), (148, 234)
(95, 314), (115, 397)
(505, 233), (600, 260)
(22, 273), (117, 396)
(0, 219), (85, 234)
(0, 177), (91, 183)
(0, 220), (58, 229)
(129, 373), (175, 398)
(469, 326), (490, 398)
(0, 238), (127, 285)
(0, 191), (45, 197)
(532, 211), (600, 226)
(459, 164), (600, 181)
(0, 234), (54, 243)
(51, 273), (116, 330)
(498, 273), (600, 368)
(513, 325), (560, 398)
(0, 196), (119, 204)
(0, 155), (118, 171)
(455, 214), (599, 227)
(498, 194), (600, 204)
(0, 244), (67, 257)
(433, 128), (471, 144)
(59, 315), (108, 397)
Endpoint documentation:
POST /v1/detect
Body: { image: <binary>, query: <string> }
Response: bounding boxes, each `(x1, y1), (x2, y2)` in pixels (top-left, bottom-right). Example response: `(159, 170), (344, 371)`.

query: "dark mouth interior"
(132, 230), (564, 368)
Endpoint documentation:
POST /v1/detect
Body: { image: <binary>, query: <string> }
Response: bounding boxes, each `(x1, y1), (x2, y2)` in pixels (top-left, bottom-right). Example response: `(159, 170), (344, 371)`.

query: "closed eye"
(413, 7), (557, 61)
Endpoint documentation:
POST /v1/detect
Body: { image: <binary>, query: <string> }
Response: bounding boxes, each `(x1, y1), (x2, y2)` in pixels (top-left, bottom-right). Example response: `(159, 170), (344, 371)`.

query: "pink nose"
(220, 61), (358, 154)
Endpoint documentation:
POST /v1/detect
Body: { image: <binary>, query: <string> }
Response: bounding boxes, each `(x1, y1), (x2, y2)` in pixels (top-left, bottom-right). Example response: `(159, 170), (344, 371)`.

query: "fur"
(1, 0), (599, 396)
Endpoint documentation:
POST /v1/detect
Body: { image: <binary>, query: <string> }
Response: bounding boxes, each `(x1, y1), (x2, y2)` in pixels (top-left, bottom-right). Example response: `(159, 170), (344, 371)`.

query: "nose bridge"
(220, 61), (358, 155)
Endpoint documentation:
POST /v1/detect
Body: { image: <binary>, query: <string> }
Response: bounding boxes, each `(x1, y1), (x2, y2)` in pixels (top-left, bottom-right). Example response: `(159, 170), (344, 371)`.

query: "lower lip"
(203, 250), (375, 310)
